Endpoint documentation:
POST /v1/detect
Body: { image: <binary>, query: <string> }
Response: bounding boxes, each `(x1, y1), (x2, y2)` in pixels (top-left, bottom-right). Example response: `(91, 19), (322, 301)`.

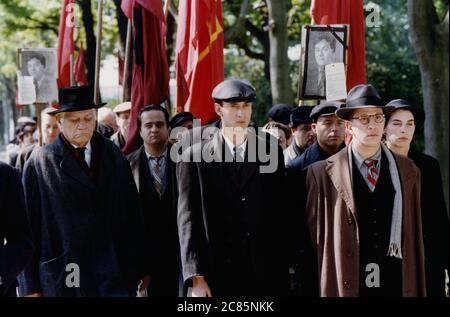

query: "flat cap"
(113, 101), (132, 114)
(267, 104), (294, 125)
(212, 79), (256, 103)
(310, 100), (345, 121)
(290, 106), (313, 127)
(170, 111), (194, 129)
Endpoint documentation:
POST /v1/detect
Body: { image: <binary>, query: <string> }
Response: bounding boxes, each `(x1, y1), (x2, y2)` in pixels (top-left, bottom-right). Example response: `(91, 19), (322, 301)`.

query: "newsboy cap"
(169, 111), (194, 129)
(384, 99), (425, 128)
(310, 100), (345, 121)
(335, 84), (392, 120)
(266, 104), (294, 125)
(290, 106), (313, 128)
(113, 101), (132, 114)
(212, 79), (256, 103)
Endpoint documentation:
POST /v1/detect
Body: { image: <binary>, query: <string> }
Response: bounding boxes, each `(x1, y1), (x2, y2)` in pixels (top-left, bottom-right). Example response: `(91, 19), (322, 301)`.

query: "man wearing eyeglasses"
(304, 84), (426, 297)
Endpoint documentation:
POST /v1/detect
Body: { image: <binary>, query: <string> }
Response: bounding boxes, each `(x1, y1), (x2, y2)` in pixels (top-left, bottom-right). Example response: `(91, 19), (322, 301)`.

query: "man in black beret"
(177, 78), (289, 297)
(284, 106), (315, 165)
(305, 84), (426, 296)
(19, 86), (149, 297)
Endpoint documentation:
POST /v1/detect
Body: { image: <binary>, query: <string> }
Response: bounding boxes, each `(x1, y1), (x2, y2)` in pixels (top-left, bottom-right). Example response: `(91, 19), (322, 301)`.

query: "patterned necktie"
(365, 159), (378, 191)
(151, 156), (162, 197)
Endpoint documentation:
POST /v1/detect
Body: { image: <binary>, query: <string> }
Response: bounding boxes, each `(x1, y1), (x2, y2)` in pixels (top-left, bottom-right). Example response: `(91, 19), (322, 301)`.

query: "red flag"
(121, 0), (134, 19)
(175, 0), (224, 124)
(74, 46), (88, 86)
(311, 0), (366, 90)
(57, 0), (75, 88)
(122, 0), (170, 154)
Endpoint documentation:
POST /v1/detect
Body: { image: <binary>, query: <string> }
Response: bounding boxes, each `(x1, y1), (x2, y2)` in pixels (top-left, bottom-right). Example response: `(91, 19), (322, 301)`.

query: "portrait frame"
(17, 48), (58, 103)
(298, 25), (349, 101)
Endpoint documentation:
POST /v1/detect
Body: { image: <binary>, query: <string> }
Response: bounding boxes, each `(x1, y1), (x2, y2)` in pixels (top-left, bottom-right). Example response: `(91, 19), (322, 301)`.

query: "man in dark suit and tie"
(0, 162), (34, 297)
(177, 78), (290, 297)
(127, 104), (181, 297)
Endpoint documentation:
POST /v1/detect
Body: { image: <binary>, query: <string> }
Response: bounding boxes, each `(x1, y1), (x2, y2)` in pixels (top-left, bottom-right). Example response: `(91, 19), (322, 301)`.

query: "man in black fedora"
(305, 84), (426, 296)
(19, 86), (149, 297)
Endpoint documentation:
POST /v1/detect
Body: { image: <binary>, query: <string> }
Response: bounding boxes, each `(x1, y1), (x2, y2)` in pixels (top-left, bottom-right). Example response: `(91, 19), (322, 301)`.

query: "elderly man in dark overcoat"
(19, 86), (149, 297)
(0, 162), (34, 297)
(177, 78), (290, 297)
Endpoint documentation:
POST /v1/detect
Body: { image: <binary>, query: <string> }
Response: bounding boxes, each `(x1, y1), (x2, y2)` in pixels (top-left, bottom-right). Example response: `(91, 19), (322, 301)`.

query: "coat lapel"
(53, 135), (96, 190)
(326, 147), (356, 217)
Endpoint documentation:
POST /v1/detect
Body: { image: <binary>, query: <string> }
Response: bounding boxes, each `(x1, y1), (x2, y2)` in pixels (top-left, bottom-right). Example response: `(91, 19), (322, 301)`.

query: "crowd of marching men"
(0, 79), (448, 297)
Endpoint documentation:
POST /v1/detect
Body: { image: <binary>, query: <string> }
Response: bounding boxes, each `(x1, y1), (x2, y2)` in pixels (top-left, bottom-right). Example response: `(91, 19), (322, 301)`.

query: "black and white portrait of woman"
(19, 48), (58, 103)
(300, 26), (347, 99)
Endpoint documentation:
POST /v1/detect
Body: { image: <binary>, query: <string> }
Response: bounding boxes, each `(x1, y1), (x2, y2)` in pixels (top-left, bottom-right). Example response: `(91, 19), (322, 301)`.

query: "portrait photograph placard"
(298, 25), (348, 100)
(17, 48), (58, 104)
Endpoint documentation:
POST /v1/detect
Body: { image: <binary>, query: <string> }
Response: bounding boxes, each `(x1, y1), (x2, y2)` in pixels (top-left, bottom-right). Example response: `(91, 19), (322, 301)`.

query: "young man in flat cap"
(111, 101), (132, 150)
(177, 78), (290, 297)
(19, 86), (149, 297)
(284, 106), (315, 166)
(305, 84), (426, 296)
(127, 104), (181, 297)
(0, 162), (34, 297)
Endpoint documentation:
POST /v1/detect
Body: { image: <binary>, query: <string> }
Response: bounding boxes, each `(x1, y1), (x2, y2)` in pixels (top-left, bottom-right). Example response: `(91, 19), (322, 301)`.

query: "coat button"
(241, 197), (246, 202)
(346, 251), (353, 257)
(343, 280), (351, 289)
(347, 217), (353, 225)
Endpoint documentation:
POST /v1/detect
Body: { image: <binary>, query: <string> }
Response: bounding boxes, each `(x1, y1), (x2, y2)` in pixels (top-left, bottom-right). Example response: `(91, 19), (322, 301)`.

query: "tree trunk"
(407, 0), (449, 209)
(113, 0), (128, 51)
(80, 0), (97, 99)
(266, 0), (293, 104)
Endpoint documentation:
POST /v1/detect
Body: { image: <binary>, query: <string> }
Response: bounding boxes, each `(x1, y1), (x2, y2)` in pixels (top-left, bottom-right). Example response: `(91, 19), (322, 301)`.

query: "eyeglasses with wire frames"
(351, 113), (385, 125)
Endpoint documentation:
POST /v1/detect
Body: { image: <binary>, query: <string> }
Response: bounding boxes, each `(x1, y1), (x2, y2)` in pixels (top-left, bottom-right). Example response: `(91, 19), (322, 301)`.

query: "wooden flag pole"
(164, 0), (171, 19)
(122, 20), (132, 102)
(70, 54), (75, 86)
(35, 103), (45, 146)
(94, 0), (104, 105)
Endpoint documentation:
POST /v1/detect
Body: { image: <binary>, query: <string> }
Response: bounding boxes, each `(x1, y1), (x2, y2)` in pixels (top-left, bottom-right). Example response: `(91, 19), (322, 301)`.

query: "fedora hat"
(49, 86), (105, 114)
(335, 84), (392, 120)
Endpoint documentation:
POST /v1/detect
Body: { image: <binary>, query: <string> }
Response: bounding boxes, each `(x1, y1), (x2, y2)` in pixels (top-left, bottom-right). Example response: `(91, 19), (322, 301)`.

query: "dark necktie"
(75, 147), (87, 164)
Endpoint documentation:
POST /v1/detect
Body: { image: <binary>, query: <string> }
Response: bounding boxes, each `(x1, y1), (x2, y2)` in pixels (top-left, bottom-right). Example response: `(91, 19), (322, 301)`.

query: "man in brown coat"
(305, 84), (426, 297)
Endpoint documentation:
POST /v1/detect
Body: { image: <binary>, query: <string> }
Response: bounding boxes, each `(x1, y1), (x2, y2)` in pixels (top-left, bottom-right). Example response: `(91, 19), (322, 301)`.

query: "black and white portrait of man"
(301, 26), (347, 99)
(20, 49), (58, 103)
